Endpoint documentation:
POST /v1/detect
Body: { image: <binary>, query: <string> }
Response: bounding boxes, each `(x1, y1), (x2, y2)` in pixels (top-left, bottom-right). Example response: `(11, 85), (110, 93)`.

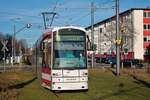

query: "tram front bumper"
(52, 82), (88, 90)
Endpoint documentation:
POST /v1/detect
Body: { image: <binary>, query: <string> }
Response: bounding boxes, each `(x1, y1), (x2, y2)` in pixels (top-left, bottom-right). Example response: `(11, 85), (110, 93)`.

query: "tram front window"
(54, 49), (86, 69)
(53, 31), (86, 69)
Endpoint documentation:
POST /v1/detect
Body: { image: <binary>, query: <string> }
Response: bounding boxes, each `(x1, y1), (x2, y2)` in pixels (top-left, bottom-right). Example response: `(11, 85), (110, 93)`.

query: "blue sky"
(0, 0), (149, 47)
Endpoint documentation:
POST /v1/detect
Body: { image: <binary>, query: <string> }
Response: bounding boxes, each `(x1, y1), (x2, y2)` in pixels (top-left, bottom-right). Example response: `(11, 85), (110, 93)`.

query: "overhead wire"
(0, 11), (43, 30)
(0, 0), (115, 28)
(70, 12), (91, 25)
(52, 0), (59, 12)
(0, 11), (40, 19)
(45, 0), (59, 27)
(61, 1), (115, 26)
(100, 0), (115, 5)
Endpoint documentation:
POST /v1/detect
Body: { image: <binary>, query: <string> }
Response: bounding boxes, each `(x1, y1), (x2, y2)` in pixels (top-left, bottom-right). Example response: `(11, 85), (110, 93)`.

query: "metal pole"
(116, 0), (120, 76)
(110, 21), (113, 54)
(50, 12), (56, 27)
(98, 29), (100, 53)
(12, 25), (16, 67)
(35, 41), (38, 75)
(14, 25), (16, 64)
(91, 2), (94, 68)
(99, 28), (102, 54)
(19, 44), (22, 67)
(11, 35), (13, 67)
(4, 49), (5, 72)
(42, 13), (47, 29)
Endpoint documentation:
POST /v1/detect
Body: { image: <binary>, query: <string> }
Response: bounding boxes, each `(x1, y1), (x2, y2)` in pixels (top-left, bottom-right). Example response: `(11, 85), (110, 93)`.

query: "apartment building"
(86, 8), (150, 60)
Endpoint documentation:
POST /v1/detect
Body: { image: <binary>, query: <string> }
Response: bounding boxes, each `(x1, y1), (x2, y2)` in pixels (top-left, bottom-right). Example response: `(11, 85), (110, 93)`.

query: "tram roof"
(44, 26), (86, 33)
(41, 26), (87, 41)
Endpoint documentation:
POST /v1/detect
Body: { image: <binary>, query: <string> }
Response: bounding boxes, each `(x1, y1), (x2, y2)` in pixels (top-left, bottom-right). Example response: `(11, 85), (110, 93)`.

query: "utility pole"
(19, 44), (22, 67)
(12, 25), (16, 66)
(116, 0), (120, 76)
(35, 40), (38, 75)
(14, 25), (16, 64)
(11, 32), (14, 67)
(91, 2), (95, 68)
(99, 28), (102, 54)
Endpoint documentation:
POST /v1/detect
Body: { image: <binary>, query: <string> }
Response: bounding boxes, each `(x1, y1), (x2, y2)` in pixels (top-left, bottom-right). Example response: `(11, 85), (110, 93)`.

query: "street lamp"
(12, 23), (32, 66)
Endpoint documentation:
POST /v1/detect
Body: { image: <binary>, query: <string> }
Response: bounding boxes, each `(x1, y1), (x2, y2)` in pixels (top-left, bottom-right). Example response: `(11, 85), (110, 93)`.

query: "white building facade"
(86, 8), (150, 60)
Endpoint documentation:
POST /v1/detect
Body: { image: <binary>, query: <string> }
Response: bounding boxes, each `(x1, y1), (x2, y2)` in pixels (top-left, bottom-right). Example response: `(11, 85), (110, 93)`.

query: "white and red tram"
(40, 26), (88, 91)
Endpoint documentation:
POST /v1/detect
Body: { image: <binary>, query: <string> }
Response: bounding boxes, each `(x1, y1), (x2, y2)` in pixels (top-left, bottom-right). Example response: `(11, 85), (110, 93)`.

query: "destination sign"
(54, 42), (84, 50)
(55, 35), (84, 41)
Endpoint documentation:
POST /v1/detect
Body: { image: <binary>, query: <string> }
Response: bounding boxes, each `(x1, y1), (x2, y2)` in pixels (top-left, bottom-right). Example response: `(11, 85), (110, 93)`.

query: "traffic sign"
(1, 40), (8, 72)
(115, 39), (123, 46)
(1, 40), (8, 52)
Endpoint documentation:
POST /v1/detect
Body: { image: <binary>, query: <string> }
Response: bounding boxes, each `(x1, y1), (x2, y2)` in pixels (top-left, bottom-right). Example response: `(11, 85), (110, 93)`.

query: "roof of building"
(85, 8), (150, 30)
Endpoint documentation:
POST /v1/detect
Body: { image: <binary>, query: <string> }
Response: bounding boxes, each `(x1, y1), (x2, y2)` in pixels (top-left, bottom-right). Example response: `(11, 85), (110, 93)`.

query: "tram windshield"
(53, 29), (86, 69)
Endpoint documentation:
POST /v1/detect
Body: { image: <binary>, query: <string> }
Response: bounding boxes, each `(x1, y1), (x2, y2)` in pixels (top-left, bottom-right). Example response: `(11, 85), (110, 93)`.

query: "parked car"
(105, 57), (117, 67)
(95, 57), (107, 63)
(106, 57), (143, 68)
(123, 59), (143, 68)
(107, 57), (116, 65)
(123, 60), (132, 67)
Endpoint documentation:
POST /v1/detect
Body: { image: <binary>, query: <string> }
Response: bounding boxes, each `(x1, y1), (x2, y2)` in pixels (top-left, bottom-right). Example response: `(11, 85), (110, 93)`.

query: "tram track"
(49, 90), (91, 100)
(50, 92), (63, 100)
(0, 71), (36, 100)
(0, 65), (35, 72)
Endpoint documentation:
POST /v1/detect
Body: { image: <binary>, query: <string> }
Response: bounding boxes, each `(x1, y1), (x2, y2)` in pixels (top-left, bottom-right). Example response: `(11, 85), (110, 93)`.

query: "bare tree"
(105, 14), (136, 54)
(18, 39), (28, 54)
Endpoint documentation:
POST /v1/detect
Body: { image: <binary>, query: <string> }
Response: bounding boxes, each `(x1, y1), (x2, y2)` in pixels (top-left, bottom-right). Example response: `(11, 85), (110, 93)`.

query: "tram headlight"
(84, 73), (88, 75)
(58, 87), (61, 89)
(53, 73), (56, 76)
(53, 73), (59, 76)
(82, 72), (88, 76)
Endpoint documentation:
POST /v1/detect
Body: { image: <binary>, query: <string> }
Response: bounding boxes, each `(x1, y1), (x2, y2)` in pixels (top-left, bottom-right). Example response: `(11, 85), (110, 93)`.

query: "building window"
(144, 24), (150, 30)
(99, 28), (103, 33)
(148, 25), (150, 29)
(148, 12), (150, 17)
(144, 37), (147, 42)
(144, 24), (147, 30)
(144, 12), (147, 17)
(148, 36), (150, 42)
(144, 12), (150, 18)
(144, 36), (150, 42)
(144, 48), (147, 55)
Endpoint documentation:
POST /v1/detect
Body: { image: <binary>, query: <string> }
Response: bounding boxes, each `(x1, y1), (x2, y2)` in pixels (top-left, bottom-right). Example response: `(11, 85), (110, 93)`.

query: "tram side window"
(42, 42), (51, 67)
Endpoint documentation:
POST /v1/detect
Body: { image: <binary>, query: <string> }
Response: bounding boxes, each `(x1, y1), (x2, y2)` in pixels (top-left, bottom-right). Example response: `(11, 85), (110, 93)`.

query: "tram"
(40, 26), (88, 91)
